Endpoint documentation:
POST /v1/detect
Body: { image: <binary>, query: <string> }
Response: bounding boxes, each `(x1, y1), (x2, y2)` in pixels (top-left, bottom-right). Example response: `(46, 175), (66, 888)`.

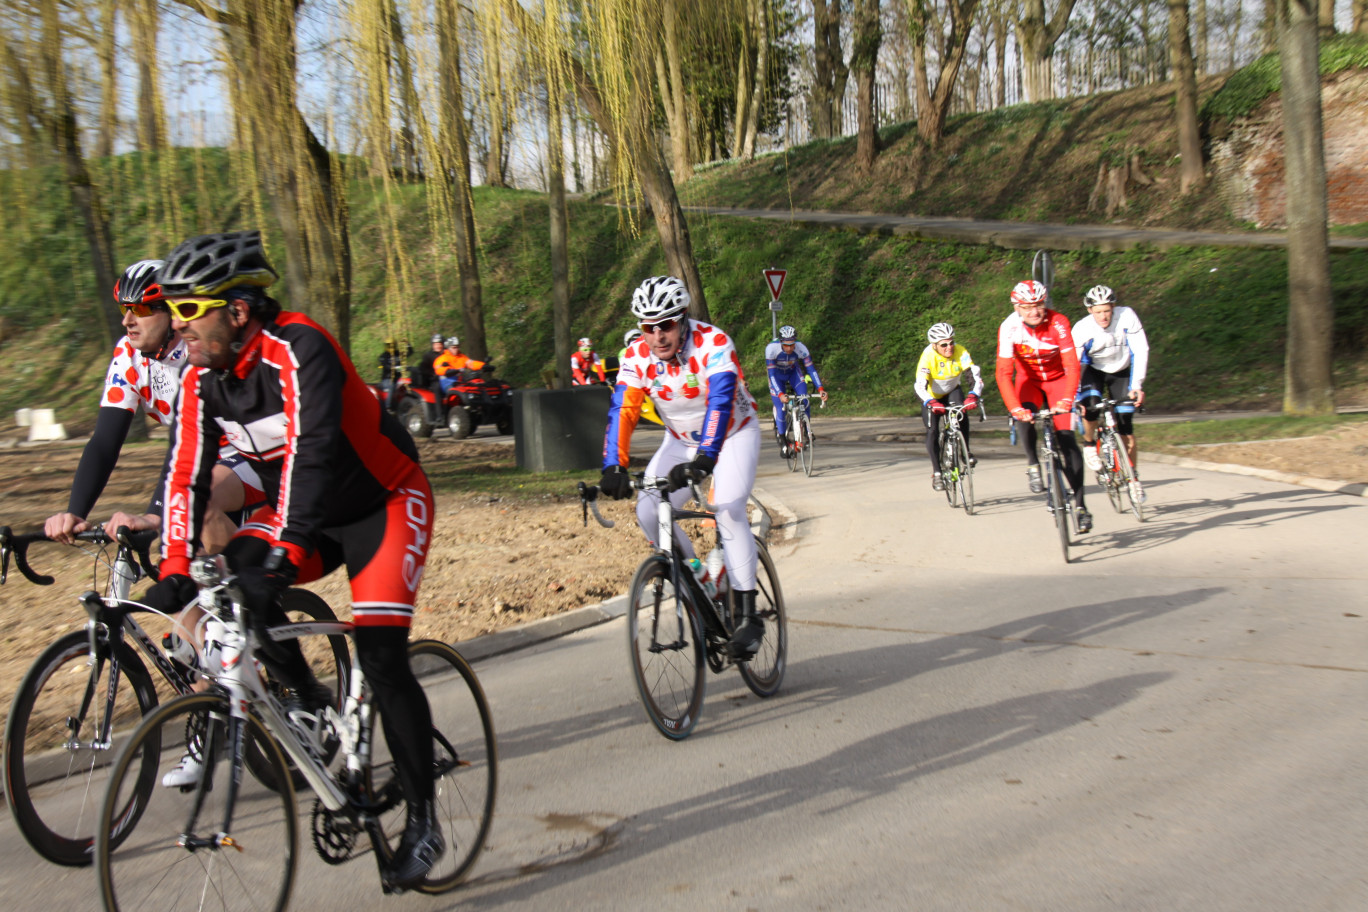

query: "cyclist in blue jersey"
(764, 325), (828, 457)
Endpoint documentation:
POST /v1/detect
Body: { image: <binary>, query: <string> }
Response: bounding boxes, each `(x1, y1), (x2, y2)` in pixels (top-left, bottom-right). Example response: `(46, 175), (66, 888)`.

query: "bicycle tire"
(1050, 457), (1071, 564)
(246, 589), (352, 793)
(737, 538), (787, 698)
(96, 691), (297, 912)
(4, 630), (160, 867)
(939, 432), (958, 507)
(627, 556), (706, 740)
(955, 433), (975, 516)
(799, 412), (814, 476)
(1100, 433), (1125, 514)
(367, 640), (498, 893)
(1118, 447), (1146, 523)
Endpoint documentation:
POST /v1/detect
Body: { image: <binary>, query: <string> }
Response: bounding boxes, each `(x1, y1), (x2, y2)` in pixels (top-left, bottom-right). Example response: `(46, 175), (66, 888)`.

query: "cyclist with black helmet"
(764, 325), (827, 458)
(599, 276), (766, 660)
(43, 260), (262, 552)
(1072, 285), (1150, 502)
(996, 279), (1092, 533)
(916, 322), (983, 492)
(137, 230), (446, 887)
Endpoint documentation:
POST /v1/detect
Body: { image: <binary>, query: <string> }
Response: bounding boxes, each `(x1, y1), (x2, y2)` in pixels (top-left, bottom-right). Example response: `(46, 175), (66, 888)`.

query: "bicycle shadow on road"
(455, 669), (1171, 906)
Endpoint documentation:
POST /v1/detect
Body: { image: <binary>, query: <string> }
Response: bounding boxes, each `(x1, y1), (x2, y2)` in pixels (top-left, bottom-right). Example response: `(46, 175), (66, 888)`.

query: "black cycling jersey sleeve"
(145, 438), (174, 518)
(65, 407), (136, 519)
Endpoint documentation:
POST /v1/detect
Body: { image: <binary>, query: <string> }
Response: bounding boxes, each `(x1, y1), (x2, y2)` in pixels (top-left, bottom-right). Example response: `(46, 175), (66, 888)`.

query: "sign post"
(763, 267), (787, 339)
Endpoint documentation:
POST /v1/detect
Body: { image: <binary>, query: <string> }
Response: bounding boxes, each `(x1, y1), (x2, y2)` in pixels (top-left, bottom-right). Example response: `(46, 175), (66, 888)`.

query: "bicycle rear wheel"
(96, 692), (297, 912)
(1048, 457), (1071, 563)
(368, 640), (497, 893)
(627, 557), (706, 740)
(799, 413), (814, 476)
(4, 630), (159, 867)
(738, 539), (787, 698)
(954, 434), (975, 516)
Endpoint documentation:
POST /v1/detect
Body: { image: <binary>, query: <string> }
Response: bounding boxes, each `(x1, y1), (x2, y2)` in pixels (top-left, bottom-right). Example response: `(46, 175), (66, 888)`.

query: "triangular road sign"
(763, 268), (786, 300)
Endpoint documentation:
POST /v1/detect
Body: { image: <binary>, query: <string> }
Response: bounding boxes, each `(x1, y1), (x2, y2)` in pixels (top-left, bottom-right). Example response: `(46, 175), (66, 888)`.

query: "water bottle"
(705, 548), (727, 597)
(162, 632), (200, 681)
(686, 558), (716, 601)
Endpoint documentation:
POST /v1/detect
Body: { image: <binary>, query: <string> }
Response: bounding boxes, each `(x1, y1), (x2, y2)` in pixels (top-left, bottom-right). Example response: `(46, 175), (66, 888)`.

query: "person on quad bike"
(414, 334), (445, 392)
(435, 336), (489, 394)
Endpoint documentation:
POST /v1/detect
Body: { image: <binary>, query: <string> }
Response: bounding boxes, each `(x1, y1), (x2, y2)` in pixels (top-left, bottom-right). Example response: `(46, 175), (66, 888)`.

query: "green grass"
(1145, 413), (1368, 448)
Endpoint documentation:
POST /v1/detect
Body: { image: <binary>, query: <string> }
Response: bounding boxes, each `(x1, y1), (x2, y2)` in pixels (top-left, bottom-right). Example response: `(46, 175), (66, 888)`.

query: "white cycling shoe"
(162, 752), (203, 788)
(1082, 442), (1102, 472)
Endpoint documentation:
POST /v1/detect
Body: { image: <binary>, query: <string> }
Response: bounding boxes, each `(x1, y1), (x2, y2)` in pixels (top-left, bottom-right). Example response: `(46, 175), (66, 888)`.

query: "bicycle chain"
(311, 799), (360, 864)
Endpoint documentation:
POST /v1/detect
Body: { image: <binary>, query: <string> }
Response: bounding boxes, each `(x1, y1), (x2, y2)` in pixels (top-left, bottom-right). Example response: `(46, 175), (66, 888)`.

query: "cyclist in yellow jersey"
(915, 322), (983, 491)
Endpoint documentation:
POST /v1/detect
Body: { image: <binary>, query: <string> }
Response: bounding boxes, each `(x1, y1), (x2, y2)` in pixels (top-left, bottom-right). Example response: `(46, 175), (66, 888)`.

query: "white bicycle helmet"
(631, 276), (690, 323)
(623, 328), (643, 348)
(778, 325), (797, 342)
(927, 322), (954, 343)
(444, 336), (459, 348)
(431, 333), (443, 344)
(1084, 285), (1117, 308)
(1010, 279), (1049, 306)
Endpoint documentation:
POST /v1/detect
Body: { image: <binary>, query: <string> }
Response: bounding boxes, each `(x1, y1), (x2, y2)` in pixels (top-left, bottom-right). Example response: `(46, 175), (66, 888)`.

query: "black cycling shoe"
(1077, 508), (1093, 534)
(725, 590), (763, 660)
(386, 801), (446, 888)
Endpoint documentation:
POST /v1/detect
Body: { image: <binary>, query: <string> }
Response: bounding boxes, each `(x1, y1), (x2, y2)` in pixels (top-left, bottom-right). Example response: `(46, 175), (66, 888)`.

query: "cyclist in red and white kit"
(43, 260), (262, 552)
(136, 231), (445, 887)
(599, 276), (765, 660)
(995, 279), (1092, 533)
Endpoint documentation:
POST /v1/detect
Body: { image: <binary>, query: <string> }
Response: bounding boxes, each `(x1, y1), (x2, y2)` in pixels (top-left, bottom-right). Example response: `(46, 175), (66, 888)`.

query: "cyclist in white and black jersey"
(1071, 285), (1150, 501)
(43, 261), (262, 551)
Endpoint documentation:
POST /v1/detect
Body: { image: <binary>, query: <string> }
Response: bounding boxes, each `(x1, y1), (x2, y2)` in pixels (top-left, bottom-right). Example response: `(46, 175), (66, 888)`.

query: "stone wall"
(1209, 70), (1368, 228)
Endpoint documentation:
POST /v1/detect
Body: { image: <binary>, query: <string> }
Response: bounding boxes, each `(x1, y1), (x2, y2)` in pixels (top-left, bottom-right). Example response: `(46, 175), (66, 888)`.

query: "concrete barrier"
(14, 408), (32, 428)
(27, 408), (67, 442)
(514, 386), (611, 473)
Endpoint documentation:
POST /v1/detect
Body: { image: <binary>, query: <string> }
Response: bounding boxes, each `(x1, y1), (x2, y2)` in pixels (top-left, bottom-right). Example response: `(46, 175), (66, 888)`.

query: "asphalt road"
(3, 433), (1366, 910)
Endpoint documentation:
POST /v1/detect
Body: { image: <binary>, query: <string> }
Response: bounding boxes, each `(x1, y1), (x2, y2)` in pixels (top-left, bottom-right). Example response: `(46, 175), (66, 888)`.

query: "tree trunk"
(384, 0), (425, 177)
(1277, 0), (1335, 414)
(96, 0), (116, 159)
(741, 0), (770, 159)
(436, 0), (487, 359)
(910, 0), (982, 147)
(1355, 0), (1368, 32)
(852, 0), (882, 172)
(993, 10), (1007, 107)
(1319, 0), (1337, 35)
(1195, 0), (1208, 73)
(548, 88), (571, 390)
(131, 0), (166, 152)
(1262, 0), (1279, 51)
(1169, 0), (1206, 193)
(661, 0), (692, 180)
(1015, 0), (1079, 101)
(812, 0), (849, 138)
(731, 0), (756, 160)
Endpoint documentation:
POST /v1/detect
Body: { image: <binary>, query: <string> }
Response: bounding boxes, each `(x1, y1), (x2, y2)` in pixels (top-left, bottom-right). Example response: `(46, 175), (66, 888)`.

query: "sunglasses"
(638, 318), (680, 335)
(936, 340), (955, 347)
(119, 301), (170, 318)
(168, 297), (230, 322)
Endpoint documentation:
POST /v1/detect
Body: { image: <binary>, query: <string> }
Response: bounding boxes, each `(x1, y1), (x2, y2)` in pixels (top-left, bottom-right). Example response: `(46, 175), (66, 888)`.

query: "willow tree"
(501, 0), (710, 319)
(1277, 0), (1334, 415)
(175, 0), (352, 349)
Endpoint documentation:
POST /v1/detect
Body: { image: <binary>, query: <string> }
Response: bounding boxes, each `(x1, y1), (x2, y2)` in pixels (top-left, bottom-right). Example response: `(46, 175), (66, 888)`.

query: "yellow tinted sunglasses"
(118, 301), (169, 318)
(168, 297), (230, 321)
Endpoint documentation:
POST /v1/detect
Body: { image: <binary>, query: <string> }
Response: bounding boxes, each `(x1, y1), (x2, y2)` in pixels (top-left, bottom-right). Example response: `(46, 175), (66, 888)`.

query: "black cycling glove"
(235, 547), (299, 663)
(140, 573), (198, 616)
(667, 453), (716, 492)
(599, 465), (633, 500)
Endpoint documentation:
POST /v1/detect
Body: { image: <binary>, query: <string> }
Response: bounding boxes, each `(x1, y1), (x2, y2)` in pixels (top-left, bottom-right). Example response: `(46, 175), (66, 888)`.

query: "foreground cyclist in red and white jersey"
(600, 276), (765, 660)
(43, 260), (262, 551)
(995, 280), (1092, 533)
(137, 231), (445, 887)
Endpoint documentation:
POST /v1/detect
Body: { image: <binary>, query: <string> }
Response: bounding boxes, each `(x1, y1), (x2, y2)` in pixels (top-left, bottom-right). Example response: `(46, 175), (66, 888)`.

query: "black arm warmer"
(66, 407), (136, 518)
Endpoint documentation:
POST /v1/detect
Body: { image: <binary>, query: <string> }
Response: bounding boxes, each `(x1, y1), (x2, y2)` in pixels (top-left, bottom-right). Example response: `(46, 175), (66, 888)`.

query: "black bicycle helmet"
(159, 231), (278, 297)
(113, 260), (166, 305)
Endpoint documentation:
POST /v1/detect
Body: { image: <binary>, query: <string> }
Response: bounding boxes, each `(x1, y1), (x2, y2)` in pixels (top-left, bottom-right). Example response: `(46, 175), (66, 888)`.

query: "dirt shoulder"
(1148, 419), (1368, 485)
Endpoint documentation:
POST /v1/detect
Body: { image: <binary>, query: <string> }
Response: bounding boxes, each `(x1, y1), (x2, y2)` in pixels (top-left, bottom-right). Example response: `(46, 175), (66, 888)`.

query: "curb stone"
(1145, 451), (1368, 498)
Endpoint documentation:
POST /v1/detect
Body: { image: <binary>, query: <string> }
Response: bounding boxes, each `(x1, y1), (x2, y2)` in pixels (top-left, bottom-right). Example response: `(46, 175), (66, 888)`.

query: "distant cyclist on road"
(599, 276), (765, 660)
(1072, 285), (1150, 502)
(765, 325), (827, 458)
(915, 322), (983, 492)
(996, 279), (1092, 533)
(572, 337), (607, 385)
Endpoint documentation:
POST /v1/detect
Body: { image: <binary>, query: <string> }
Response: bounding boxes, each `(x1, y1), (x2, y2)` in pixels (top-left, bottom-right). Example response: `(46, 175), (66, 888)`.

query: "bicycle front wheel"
(1118, 448), (1146, 523)
(96, 692), (297, 912)
(1049, 457), (1071, 564)
(4, 629), (159, 867)
(738, 539), (788, 698)
(799, 414), (814, 476)
(954, 433), (975, 516)
(627, 557), (706, 740)
(939, 433), (958, 507)
(367, 640), (498, 893)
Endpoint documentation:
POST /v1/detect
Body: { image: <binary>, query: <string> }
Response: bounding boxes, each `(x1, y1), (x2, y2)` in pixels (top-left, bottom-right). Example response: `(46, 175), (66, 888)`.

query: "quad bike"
(384, 369), (515, 440)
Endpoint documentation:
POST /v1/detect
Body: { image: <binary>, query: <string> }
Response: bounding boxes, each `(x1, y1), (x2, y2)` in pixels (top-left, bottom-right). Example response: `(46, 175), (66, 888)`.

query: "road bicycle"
(1027, 410), (1080, 564)
(579, 473), (787, 740)
(1087, 397), (1145, 522)
(93, 552), (497, 911)
(935, 402), (979, 515)
(0, 526), (349, 867)
(782, 392), (821, 476)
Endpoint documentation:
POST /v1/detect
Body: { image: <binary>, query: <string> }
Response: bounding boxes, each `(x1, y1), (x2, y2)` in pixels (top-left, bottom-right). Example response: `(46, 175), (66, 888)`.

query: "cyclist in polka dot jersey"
(43, 260), (263, 552)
